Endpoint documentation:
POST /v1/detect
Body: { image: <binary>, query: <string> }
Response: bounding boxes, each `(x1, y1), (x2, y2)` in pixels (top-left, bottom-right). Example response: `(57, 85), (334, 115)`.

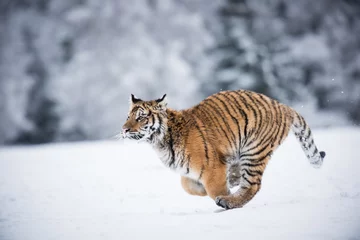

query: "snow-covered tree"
(0, 0), (359, 145)
(0, 0), (220, 143)
(204, 0), (360, 126)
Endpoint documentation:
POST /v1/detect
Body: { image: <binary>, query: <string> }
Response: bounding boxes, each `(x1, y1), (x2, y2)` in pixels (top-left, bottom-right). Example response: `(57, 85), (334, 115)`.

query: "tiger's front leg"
(184, 139), (230, 201)
(181, 176), (207, 196)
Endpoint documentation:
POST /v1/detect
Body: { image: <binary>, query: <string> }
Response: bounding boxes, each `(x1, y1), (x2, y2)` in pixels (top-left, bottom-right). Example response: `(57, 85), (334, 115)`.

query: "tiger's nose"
(122, 127), (130, 134)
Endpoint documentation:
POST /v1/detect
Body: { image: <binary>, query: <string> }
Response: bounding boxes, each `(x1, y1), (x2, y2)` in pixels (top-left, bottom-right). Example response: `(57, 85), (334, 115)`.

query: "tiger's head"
(122, 94), (168, 142)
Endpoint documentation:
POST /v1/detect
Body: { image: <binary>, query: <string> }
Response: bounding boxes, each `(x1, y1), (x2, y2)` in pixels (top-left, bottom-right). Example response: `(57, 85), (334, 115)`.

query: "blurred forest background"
(0, 0), (359, 145)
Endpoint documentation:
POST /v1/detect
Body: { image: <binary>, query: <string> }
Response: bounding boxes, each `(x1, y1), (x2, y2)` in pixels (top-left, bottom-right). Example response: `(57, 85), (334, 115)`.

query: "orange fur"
(122, 90), (325, 209)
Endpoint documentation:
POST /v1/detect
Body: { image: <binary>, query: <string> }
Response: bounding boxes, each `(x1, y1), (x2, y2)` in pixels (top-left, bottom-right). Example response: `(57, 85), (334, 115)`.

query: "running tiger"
(121, 90), (326, 209)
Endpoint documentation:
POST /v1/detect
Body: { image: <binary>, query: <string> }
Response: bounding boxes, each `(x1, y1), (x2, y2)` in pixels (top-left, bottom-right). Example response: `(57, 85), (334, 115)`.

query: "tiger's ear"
(155, 94), (167, 110)
(130, 94), (142, 105)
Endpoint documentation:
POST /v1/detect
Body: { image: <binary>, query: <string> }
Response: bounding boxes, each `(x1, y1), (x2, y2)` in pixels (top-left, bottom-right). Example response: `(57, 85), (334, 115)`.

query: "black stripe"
(235, 91), (258, 146)
(195, 105), (222, 136)
(230, 92), (251, 144)
(210, 96), (237, 143)
(305, 128), (312, 139)
(181, 120), (191, 169)
(252, 99), (278, 148)
(156, 114), (163, 135)
(149, 114), (155, 130)
(278, 106), (287, 145)
(272, 99), (283, 145)
(237, 91), (258, 118)
(214, 94), (242, 155)
(187, 153), (191, 169)
(295, 112), (303, 128)
(240, 93), (258, 137)
(219, 93), (243, 156)
(245, 92), (263, 138)
(167, 127), (176, 167)
(198, 164), (205, 181)
(227, 92), (249, 146)
(131, 106), (140, 114)
(179, 154), (186, 167)
(200, 102), (234, 149)
(241, 150), (273, 163)
(194, 122), (209, 165)
(241, 174), (259, 185)
(240, 143), (270, 159)
(241, 168), (262, 177)
(248, 168), (263, 176)
(240, 162), (265, 168)
(243, 98), (278, 153)
(205, 98), (237, 148)
(242, 134), (274, 155)
(255, 150), (273, 162)
(251, 96), (266, 137)
(312, 148), (319, 157)
(256, 94), (273, 140)
(192, 114), (219, 165)
(298, 114), (306, 133)
(307, 138), (315, 150)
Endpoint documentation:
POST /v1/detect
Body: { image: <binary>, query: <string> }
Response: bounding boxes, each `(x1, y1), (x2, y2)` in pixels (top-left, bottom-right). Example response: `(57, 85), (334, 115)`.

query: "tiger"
(121, 90), (326, 209)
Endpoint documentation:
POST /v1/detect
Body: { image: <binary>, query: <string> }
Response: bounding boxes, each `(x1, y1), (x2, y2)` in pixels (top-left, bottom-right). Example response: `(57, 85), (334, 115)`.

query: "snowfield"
(0, 128), (359, 240)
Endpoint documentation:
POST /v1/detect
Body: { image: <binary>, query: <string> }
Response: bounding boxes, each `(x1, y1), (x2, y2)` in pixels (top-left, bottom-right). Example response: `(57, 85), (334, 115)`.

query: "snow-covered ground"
(0, 127), (359, 240)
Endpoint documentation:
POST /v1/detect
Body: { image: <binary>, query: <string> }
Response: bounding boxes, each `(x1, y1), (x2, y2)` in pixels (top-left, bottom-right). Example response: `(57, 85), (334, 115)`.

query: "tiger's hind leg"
(202, 164), (230, 200)
(215, 157), (269, 209)
(181, 176), (207, 196)
(215, 182), (261, 209)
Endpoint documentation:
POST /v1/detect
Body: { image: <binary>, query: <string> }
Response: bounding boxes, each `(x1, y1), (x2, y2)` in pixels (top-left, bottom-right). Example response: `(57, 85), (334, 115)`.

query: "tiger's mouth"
(124, 132), (145, 141)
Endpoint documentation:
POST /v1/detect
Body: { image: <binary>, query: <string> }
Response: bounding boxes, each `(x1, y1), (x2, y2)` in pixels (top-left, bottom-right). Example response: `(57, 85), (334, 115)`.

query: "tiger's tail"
(290, 110), (326, 168)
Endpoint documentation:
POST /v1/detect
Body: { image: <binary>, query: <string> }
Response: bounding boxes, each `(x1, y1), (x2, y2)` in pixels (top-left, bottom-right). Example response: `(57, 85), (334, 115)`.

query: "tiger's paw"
(215, 196), (232, 210)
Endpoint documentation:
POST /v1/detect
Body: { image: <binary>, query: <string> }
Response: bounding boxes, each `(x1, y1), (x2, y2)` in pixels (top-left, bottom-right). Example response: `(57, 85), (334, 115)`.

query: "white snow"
(0, 128), (359, 240)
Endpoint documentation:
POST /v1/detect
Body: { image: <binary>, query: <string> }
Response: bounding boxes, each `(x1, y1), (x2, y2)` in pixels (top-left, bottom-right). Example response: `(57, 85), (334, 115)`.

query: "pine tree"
(204, 0), (285, 101)
(10, 24), (60, 144)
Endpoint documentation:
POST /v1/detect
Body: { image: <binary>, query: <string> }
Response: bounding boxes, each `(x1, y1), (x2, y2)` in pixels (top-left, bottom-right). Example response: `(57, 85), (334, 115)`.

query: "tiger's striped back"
(190, 90), (295, 164)
(189, 90), (325, 168)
